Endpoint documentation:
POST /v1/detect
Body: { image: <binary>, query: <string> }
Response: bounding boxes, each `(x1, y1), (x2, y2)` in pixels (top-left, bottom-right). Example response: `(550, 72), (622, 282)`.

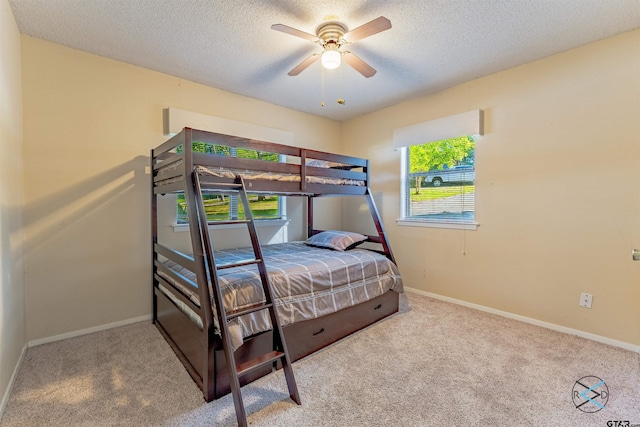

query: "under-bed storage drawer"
(284, 290), (399, 362)
(156, 289), (399, 400)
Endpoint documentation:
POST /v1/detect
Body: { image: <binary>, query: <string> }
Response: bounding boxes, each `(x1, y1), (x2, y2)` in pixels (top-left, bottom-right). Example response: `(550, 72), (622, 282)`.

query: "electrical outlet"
(579, 292), (593, 309)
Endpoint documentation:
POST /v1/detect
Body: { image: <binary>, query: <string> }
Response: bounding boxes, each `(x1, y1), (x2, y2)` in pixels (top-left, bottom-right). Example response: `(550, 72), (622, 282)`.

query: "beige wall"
(16, 28), (640, 349)
(0, 0), (26, 409)
(20, 36), (342, 341)
(342, 30), (640, 347)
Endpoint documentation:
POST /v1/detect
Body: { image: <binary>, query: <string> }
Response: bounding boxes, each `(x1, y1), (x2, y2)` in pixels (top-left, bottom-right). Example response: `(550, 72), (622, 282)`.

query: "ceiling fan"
(271, 16), (392, 78)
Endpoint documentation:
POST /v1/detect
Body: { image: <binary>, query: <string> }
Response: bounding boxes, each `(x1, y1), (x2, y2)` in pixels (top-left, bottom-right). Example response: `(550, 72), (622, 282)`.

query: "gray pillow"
(305, 230), (368, 251)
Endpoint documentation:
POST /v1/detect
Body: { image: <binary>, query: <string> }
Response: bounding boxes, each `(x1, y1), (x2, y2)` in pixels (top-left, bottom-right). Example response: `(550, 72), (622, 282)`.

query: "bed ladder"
(192, 171), (301, 427)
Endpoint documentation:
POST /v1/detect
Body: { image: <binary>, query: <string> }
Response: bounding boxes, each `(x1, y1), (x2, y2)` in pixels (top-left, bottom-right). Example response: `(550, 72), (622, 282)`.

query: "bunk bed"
(151, 127), (403, 402)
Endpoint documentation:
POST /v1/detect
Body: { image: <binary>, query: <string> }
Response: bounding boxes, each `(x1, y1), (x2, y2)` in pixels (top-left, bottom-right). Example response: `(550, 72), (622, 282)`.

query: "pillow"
(305, 230), (368, 251)
(306, 159), (353, 170)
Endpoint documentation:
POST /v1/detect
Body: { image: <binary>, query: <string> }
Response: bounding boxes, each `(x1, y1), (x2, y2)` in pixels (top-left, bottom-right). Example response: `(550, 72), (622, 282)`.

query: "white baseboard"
(0, 343), (27, 420)
(405, 287), (640, 354)
(1, 315), (152, 419)
(28, 314), (152, 348)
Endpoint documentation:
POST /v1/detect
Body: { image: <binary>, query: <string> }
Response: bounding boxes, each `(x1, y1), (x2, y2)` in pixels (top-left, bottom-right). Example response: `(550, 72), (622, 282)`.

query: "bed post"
(151, 149), (158, 324)
(300, 148), (307, 193)
(307, 196), (314, 239)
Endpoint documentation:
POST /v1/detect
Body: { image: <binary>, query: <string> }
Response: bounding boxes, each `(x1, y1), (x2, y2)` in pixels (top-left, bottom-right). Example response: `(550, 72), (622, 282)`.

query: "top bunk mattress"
(158, 242), (403, 348)
(155, 162), (365, 187)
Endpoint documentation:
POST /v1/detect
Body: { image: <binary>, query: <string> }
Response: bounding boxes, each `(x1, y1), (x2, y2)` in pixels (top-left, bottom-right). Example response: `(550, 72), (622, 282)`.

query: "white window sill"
(396, 219), (479, 231)
(173, 218), (290, 232)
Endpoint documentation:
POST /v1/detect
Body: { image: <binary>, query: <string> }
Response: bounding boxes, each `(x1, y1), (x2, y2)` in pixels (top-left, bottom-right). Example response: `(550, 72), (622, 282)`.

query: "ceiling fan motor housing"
(316, 22), (347, 45)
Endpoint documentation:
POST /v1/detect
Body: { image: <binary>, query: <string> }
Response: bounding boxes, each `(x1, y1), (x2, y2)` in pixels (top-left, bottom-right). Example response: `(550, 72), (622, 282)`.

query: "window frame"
(392, 109), (483, 230)
(397, 145), (479, 231)
(174, 151), (288, 227)
(175, 192), (287, 224)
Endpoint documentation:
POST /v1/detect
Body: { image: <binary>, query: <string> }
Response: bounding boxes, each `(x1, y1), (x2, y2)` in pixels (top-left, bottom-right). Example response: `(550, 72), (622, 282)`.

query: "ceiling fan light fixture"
(321, 43), (341, 69)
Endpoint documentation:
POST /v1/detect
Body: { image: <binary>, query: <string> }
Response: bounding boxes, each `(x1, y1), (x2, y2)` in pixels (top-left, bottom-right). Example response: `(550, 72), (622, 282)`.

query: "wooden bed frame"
(151, 127), (400, 401)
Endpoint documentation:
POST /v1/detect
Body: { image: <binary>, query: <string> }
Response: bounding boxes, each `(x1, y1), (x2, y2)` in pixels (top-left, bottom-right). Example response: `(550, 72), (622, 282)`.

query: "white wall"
(342, 30), (640, 347)
(0, 0), (26, 412)
(20, 36), (343, 342)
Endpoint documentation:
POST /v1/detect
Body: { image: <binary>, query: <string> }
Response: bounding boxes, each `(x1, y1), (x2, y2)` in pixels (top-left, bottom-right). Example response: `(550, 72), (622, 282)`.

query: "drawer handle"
(374, 304), (382, 310)
(312, 328), (325, 336)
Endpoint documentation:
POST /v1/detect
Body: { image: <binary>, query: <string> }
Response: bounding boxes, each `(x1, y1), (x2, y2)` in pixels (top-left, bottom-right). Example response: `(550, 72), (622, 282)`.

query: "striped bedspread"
(161, 242), (403, 349)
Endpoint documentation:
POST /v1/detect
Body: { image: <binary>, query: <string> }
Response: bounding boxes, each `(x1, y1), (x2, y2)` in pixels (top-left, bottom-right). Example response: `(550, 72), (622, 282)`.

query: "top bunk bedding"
(156, 242), (403, 349)
(156, 163), (365, 187)
(152, 127), (370, 195)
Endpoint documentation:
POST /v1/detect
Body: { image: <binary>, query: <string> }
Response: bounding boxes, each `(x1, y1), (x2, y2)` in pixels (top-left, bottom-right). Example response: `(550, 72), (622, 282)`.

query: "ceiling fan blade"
(271, 24), (319, 43)
(342, 16), (391, 42)
(342, 52), (377, 78)
(288, 53), (320, 76)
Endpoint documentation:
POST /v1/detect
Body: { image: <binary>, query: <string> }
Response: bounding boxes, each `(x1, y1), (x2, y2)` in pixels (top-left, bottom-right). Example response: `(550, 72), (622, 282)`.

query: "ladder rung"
(227, 302), (273, 320)
(217, 259), (261, 270)
(206, 219), (251, 226)
(236, 351), (284, 377)
(196, 179), (242, 188)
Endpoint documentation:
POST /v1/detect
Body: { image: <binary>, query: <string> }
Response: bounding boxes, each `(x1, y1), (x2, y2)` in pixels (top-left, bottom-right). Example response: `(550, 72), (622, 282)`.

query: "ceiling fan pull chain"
(321, 65), (325, 107)
(338, 62), (345, 106)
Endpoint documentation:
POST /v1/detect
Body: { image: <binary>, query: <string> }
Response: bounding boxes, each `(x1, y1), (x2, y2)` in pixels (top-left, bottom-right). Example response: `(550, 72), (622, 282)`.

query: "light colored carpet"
(1, 292), (638, 426)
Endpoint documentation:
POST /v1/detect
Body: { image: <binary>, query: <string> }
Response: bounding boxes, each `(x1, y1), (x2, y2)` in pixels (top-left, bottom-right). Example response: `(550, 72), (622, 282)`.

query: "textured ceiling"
(9, 0), (640, 121)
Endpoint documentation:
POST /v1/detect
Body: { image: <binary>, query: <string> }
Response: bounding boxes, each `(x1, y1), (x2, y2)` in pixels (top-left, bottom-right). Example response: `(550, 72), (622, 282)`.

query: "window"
(176, 142), (284, 223)
(401, 136), (476, 226)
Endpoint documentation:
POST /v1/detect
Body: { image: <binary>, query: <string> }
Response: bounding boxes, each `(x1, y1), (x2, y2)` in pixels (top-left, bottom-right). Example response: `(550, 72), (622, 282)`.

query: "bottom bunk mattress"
(158, 242), (403, 349)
